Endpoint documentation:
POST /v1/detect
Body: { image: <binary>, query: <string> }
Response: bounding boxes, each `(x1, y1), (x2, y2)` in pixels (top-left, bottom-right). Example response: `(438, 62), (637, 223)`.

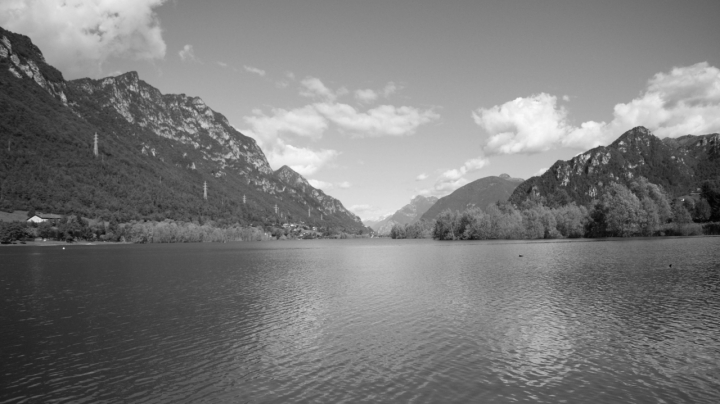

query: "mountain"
(0, 26), (364, 231)
(509, 126), (720, 206)
(362, 216), (388, 229)
(370, 195), (438, 235)
(420, 174), (522, 221)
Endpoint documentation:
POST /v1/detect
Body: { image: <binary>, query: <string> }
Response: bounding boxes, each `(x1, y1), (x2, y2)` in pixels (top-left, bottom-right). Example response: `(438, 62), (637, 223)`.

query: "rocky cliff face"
(0, 26), (364, 230)
(509, 126), (720, 206)
(69, 72), (273, 178)
(274, 165), (362, 223)
(0, 28), (67, 105)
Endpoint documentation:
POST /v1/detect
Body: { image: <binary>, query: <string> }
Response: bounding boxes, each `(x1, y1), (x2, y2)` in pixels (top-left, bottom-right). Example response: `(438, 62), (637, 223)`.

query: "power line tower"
(243, 194), (246, 204)
(308, 207), (311, 218)
(274, 204), (278, 214)
(93, 133), (98, 158)
(203, 181), (208, 200)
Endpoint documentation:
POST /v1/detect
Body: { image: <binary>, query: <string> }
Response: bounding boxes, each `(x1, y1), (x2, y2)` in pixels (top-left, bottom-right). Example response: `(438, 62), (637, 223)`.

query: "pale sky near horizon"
(2, 0), (720, 221)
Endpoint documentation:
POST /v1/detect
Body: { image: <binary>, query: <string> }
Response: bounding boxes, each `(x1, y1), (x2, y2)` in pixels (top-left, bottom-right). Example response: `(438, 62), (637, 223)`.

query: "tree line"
(389, 178), (720, 240)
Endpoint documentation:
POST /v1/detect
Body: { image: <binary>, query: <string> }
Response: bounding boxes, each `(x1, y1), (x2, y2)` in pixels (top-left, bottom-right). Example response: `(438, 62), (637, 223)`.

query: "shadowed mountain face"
(509, 126), (720, 206)
(369, 195), (438, 235)
(420, 175), (522, 221)
(0, 26), (363, 230)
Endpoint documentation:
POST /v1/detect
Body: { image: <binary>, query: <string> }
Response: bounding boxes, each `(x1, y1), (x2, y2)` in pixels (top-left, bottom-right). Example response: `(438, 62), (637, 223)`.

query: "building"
(27, 214), (63, 224)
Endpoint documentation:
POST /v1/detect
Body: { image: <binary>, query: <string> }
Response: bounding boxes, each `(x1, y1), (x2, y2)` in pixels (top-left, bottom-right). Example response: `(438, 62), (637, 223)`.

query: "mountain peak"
(509, 126), (717, 206)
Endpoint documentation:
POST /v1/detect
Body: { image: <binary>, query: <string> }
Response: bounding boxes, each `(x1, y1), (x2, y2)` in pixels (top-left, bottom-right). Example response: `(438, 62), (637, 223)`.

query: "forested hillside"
(510, 127), (720, 207)
(0, 26), (365, 232)
(420, 175), (521, 221)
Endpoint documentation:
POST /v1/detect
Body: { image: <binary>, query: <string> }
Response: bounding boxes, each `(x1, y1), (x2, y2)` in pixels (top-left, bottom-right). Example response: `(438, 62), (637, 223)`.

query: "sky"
(2, 0), (720, 222)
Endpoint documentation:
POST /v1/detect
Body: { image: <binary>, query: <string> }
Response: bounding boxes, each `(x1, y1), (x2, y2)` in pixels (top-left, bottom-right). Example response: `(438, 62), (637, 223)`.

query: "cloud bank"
(0, 0), (168, 77)
(418, 156), (490, 197)
(474, 62), (720, 155)
(245, 76), (438, 174)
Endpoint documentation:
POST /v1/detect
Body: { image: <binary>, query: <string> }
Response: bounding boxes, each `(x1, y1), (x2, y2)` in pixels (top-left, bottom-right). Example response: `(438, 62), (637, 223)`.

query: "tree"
(694, 198), (711, 222)
(390, 224), (406, 239)
(433, 210), (460, 240)
(602, 183), (642, 237)
(638, 197), (660, 236)
(0, 221), (29, 243)
(672, 202), (693, 224)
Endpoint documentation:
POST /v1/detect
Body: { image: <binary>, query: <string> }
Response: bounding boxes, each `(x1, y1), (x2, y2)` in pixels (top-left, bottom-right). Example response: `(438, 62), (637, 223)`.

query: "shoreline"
(0, 240), (131, 247)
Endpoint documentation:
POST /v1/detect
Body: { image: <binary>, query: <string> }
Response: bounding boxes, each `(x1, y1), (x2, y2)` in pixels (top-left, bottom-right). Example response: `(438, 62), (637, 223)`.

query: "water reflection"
(1, 238), (719, 403)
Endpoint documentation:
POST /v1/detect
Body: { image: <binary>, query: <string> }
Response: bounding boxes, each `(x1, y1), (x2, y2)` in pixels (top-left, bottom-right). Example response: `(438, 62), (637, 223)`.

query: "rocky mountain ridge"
(0, 26), (363, 230)
(509, 126), (720, 206)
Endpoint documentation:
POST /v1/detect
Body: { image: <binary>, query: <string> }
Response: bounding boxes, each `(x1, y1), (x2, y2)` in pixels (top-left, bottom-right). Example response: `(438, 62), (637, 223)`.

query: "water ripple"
(1, 238), (719, 403)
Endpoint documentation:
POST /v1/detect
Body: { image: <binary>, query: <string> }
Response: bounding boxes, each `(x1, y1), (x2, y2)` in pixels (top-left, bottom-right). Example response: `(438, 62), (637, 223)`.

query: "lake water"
(1, 237), (719, 403)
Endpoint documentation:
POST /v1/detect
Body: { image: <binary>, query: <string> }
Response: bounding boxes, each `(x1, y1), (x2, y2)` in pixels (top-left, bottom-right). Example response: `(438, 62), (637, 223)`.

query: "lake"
(1, 237), (719, 403)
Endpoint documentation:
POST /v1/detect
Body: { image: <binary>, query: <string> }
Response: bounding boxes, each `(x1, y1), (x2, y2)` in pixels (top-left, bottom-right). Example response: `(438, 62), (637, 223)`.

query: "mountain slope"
(0, 26), (363, 231)
(371, 195), (438, 235)
(420, 174), (522, 221)
(509, 126), (720, 206)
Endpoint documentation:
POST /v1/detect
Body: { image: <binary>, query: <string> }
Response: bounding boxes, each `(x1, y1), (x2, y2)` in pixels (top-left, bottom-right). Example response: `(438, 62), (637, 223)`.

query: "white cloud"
(416, 173), (429, 181)
(473, 93), (572, 155)
(533, 167), (548, 177)
(243, 65), (266, 76)
(355, 89), (378, 103)
(383, 82), (398, 97)
(178, 44), (199, 63)
(244, 106), (328, 146)
(562, 95), (570, 102)
(243, 106), (336, 175)
(307, 179), (350, 190)
(0, 0), (168, 77)
(474, 62), (720, 155)
(354, 82), (398, 104)
(217, 61), (228, 68)
(418, 156), (489, 197)
(308, 179), (333, 190)
(300, 77), (337, 101)
(244, 74), (437, 174)
(263, 141), (339, 176)
(314, 103), (439, 137)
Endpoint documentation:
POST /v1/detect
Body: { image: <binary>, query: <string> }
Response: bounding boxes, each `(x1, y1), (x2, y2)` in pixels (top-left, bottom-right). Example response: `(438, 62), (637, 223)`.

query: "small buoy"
(62, 247), (65, 250)
(519, 255), (523, 257)
(669, 264), (672, 267)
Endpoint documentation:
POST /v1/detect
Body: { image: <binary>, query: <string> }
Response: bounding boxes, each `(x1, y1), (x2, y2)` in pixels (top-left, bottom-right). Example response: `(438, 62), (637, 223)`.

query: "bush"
(702, 222), (720, 235)
(0, 221), (30, 243)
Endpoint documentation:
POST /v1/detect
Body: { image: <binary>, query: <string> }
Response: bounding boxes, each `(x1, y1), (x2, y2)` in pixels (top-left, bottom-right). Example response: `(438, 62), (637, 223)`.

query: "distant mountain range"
(509, 126), (720, 206)
(368, 173), (524, 235)
(420, 174), (522, 221)
(367, 195), (438, 235)
(0, 26), (364, 230)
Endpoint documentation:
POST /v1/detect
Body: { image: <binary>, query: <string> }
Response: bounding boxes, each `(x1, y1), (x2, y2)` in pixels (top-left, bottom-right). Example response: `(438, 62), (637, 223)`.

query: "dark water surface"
(1, 237), (719, 403)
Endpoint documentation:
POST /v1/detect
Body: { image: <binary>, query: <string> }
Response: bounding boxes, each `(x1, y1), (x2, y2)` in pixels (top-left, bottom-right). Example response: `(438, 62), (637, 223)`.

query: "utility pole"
(308, 207), (311, 218)
(93, 133), (98, 158)
(243, 194), (246, 204)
